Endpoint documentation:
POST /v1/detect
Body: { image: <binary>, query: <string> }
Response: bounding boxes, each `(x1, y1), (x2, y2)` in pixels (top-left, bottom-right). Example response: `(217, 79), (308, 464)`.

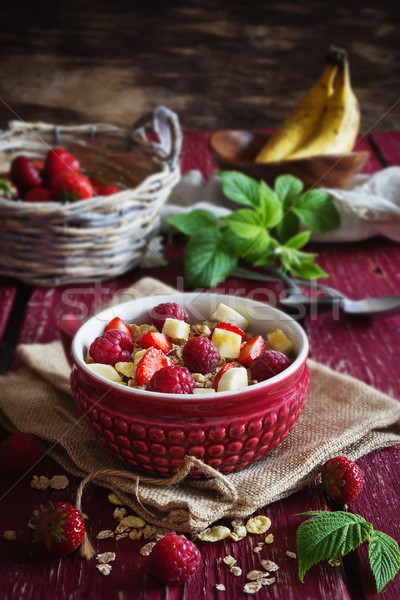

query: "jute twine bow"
(75, 456), (239, 559)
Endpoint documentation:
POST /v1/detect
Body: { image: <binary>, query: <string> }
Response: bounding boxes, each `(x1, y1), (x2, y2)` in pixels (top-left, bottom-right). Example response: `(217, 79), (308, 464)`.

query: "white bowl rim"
(72, 292), (309, 400)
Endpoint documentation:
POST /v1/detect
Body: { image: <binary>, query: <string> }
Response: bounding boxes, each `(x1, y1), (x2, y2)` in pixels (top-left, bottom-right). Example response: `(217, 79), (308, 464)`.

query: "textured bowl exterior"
(70, 293), (310, 478)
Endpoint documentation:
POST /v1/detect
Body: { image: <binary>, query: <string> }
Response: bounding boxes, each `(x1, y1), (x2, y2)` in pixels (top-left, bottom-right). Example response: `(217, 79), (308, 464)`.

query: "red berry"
(320, 456), (364, 505)
(104, 316), (134, 341)
(148, 533), (201, 584)
(89, 329), (133, 365)
(0, 432), (43, 475)
(182, 337), (219, 374)
(210, 322), (246, 342)
(238, 335), (266, 366)
(31, 501), (85, 556)
(98, 185), (122, 195)
(10, 155), (43, 194)
(51, 170), (93, 201)
(250, 350), (291, 382)
(212, 362), (236, 391)
(44, 147), (80, 183)
(139, 331), (172, 353)
(136, 347), (171, 384)
(150, 302), (190, 331)
(146, 365), (195, 394)
(24, 187), (52, 202)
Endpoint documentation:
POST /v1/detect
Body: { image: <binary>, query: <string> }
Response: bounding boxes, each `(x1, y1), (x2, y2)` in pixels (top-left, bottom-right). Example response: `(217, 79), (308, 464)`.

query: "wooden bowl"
(208, 130), (370, 189)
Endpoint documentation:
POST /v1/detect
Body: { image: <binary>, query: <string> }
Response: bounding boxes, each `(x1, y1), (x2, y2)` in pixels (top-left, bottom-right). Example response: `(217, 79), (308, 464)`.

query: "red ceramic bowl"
(70, 293), (310, 478)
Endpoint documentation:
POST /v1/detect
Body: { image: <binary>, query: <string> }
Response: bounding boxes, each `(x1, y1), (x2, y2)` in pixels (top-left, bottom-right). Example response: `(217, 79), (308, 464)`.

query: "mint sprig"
(167, 171), (340, 288)
(296, 511), (400, 593)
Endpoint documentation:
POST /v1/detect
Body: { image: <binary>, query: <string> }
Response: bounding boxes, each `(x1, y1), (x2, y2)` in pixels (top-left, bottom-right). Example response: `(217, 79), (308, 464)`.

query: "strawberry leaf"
(220, 170), (260, 208)
(184, 229), (237, 288)
(167, 209), (218, 236)
(368, 529), (400, 593)
(296, 511), (373, 582)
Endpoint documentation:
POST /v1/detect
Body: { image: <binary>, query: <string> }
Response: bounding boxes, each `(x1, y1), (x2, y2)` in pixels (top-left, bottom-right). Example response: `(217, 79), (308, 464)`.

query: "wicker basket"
(0, 106), (182, 286)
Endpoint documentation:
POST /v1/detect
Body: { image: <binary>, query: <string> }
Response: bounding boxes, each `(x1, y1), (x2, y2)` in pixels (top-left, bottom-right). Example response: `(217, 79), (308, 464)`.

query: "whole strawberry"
(148, 533), (201, 585)
(0, 431), (43, 475)
(51, 170), (93, 201)
(10, 155), (43, 194)
(44, 147), (80, 183)
(30, 501), (85, 556)
(320, 456), (364, 505)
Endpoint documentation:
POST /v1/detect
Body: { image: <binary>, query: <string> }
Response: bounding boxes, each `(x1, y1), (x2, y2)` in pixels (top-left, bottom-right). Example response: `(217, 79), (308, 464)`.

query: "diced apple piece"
(212, 303), (249, 331)
(267, 328), (294, 355)
(212, 327), (242, 359)
(217, 366), (248, 392)
(88, 363), (123, 383)
(192, 388), (216, 395)
(162, 318), (190, 341)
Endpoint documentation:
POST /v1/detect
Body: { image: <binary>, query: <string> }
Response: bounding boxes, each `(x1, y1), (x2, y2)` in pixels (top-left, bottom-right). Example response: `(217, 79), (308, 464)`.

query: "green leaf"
(274, 174), (304, 203)
(296, 511), (373, 582)
(284, 230), (311, 250)
(167, 209), (218, 236)
(224, 209), (264, 240)
(293, 190), (340, 233)
(274, 211), (300, 243)
(184, 229), (237, 288)
(368, 529), (400, 593)
(258, 181), (283, 228)
(220, 171), (260, 208)
(237, 232), (275, 264)
(290, 260), (328, 279)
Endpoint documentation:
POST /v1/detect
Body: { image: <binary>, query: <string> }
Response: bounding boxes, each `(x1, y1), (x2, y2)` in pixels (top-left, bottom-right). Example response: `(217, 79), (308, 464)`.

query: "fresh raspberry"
(146, 365), (195, 394)
(148, 533), (201, 585)
(150, 302), (190, 331)
(89, 329), (133, 365)
(182, 337), (219, 374)
(250, 349), (291, 382)
(104, 316), (134, 341)
(0, 432), (43, 475)
(320, 456), (364, 505)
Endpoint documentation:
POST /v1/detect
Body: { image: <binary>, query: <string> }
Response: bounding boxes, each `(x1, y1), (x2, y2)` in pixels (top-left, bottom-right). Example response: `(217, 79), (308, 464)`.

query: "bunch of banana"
(255, 47), (360, 163)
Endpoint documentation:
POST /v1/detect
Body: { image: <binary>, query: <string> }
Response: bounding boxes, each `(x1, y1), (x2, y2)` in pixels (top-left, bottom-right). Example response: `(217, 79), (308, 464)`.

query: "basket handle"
(131, 106), (182, 170)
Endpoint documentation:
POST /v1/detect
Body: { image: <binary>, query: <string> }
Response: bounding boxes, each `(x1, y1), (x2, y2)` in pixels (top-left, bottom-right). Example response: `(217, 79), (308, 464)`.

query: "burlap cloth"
(1, 277), (399, 533)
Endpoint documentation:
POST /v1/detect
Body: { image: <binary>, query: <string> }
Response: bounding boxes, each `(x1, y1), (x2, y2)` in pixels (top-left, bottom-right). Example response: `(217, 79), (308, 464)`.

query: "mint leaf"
(237, 233), (276, 264)
(184, 229), (237, 288)
(224, 209), (264, 240)
(291, 260), (328, 279)
(296, 511), (373, 582)
(284, 231), (311, 250)
(258, 181), (283, 228)
(167, 209), (218, 236)
(220, 171), (260, 208)
(293, 190), (340, 233)
(274, 174), (304, 203)
(275, 210), (300, 243)
(368, 530), (400, 593)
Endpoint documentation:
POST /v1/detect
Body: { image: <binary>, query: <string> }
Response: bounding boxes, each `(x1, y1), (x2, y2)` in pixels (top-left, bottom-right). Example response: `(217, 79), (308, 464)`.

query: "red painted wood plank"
(370, 131), (400, 166)
(0, 281), (16, 344)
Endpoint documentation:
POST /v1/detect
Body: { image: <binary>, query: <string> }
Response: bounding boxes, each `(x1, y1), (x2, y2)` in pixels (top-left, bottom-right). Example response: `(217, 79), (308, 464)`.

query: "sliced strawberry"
(237, 335), (266, 366)
(104, 316), (134, 341)
(210, 322), (246, 342)
(135, 347), (171, 384)
(212, 362), (236, 391)
(139, 331), (172, 354)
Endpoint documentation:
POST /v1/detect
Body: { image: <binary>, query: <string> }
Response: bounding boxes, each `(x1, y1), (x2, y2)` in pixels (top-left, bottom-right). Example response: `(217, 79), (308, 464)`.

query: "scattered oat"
(328, 558), (341, 567)
(286, 550), (297, 559)
(96, 529), (114, 539)
(198, 525), (231, 542)
(253, 545), (263, 553)
(231, 525), (247, 541)
(261, 577), (276, 586)
(2, 530), (17, 541)
(243, 581), (262, 594)
(264, 533), (274, 544)
(96, 563), (112, 576)
(142, 524), (158, 540)
(113, 507), (128, 521)
(50, 475), (69, 490)
(129, 528), (143, 540)
(231, 519), (243, 528)
(223, 555), (236, 567)
(30, 475), (50, 490)
(96, 552), (116, 564)
(108, 492), (124, 505)
(260, 559), (279, 572)
(155, 528), (169, 540)
(247, 570), (268, 581)
(115, 533), (129, 541)
(215, 583), (226, 591)
(140, 541), (157, 556)
(120, 515), (146, 529)
(230, 566), (242, 577)
(246, 516), (271, 535)
(114, 522), (131, 534)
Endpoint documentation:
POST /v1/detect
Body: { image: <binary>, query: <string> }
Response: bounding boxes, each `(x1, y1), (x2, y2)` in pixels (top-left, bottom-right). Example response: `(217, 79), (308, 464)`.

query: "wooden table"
(0, 131), (399, 599)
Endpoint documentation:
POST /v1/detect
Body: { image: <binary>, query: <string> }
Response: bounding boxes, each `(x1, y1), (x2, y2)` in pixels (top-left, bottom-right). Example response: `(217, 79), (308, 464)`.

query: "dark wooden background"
(0, 0), (399, 134)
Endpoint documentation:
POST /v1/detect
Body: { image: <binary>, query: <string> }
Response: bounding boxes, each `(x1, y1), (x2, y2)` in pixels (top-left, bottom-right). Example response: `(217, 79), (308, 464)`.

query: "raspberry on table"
(89, 329), (133, 365)
(320, 455), (364, 505)
(146, 365), (195, 394)
(148, 533), (201, 585)
(0, 432), (43, 475)
(182, 337), (219, 374)
(150, 302), (190, 332)
(250, 349), (291, 382)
